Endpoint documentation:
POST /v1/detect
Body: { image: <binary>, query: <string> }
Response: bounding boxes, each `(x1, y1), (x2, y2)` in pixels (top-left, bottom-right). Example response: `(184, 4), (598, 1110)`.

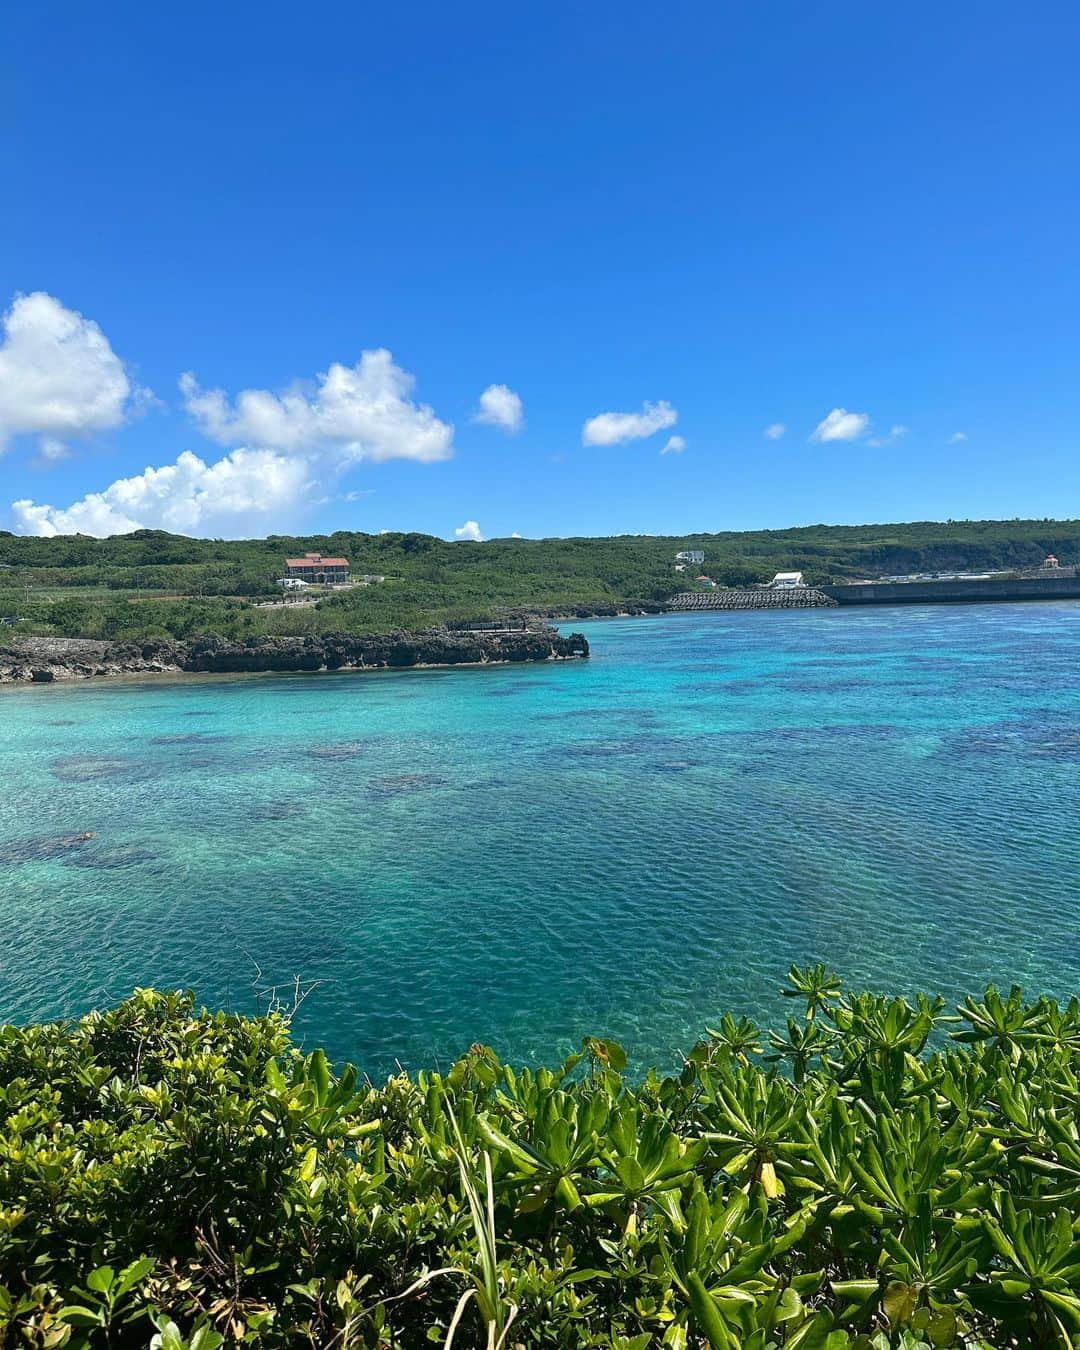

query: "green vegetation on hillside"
(1, 518), (1078, 640)
(3, 974), (1080, 1347)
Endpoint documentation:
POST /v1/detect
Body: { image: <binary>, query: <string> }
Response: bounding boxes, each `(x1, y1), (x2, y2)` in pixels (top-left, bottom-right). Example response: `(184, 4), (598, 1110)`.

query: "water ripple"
(2, 602), (1080, 1074)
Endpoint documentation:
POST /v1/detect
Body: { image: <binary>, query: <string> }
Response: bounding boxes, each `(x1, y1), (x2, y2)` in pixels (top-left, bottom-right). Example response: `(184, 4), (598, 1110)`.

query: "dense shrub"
(2, 973), (1080, 1347)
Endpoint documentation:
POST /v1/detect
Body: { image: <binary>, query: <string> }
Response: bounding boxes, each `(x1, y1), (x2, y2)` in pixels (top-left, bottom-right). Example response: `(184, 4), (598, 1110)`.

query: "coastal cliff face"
(0, 627), (589, 685)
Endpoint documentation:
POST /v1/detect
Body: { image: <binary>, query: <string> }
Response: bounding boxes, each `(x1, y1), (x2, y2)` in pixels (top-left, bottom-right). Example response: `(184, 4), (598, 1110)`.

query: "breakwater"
(668, 588), (837, 611)
(668, 575), (1080, 614)
(0, 627), (589, 685)
(820, 575), (1080, 605)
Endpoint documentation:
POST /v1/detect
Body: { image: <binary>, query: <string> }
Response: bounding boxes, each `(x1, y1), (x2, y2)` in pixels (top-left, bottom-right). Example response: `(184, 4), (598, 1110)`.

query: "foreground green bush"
(2, 973), (1080, 1348)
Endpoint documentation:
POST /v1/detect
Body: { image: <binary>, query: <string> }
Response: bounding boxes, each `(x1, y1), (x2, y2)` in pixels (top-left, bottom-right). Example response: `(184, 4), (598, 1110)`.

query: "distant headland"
(3, 517), (1080, 653)
(0, 626), (589, 686)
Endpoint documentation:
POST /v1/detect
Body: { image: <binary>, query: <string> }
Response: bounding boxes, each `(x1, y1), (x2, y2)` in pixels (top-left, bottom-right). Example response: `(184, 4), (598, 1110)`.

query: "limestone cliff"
(0, 628), (589, 685)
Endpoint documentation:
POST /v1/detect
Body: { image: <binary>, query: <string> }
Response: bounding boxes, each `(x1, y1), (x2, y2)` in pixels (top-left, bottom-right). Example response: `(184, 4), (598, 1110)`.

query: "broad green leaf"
(85, 1267), (114, 1296)
(685, 1273), (733, 1349)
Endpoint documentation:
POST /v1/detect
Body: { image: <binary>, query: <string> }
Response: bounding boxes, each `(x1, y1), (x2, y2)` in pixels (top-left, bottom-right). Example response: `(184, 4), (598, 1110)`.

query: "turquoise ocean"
(2, 603), (1079, 1075)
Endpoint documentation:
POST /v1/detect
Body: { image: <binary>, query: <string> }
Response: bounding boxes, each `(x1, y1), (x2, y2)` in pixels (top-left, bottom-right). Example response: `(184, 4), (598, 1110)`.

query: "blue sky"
(1, 2), (1078, 540)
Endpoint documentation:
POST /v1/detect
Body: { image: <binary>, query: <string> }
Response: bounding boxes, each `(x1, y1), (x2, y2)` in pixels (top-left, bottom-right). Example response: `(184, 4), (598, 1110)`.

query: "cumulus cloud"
(454, 519), (483, 541)
(949, 431), (967, 443)
(11, 448), (312, 538)
(660, 435), (686, 455)
(473, 383), (523, 433)
(14, 344), (458, 538)
(180, 347), (453, 464)
(582, 400), (677, 447)
(810, 408), (871, 443)
(764, 423), (785, 440)
(0, 291), (150, 458)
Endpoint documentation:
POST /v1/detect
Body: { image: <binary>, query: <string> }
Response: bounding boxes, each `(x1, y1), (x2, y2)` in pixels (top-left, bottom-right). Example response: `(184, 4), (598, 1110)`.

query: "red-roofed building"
(284, 552), (350, 584)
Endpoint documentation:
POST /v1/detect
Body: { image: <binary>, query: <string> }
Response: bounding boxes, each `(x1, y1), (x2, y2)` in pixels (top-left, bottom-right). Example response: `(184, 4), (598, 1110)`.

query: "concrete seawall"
(820, 576), (1080, 605)
(668, 575), (1080, 613)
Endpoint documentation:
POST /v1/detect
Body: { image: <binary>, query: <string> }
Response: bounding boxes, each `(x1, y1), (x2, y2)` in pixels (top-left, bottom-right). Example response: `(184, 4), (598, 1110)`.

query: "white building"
(676, 549), (705, 564)
(770, 571), (805, 589)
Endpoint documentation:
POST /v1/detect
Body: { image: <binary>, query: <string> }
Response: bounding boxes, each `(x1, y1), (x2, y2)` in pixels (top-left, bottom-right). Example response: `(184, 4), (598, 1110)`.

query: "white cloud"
(37, 437), (73, 463)
(11, 448), (312, 538)
(867, 424), (909, 449)
(510, 531), (523, 538)
(582, 400), (677, 446)
(949, 431), (967, 443)
(660, 435), (686, 455)
(764, 423), (785, 440)
(0, 291), (150, 458)
(810, 408), (871, 443)
(180, 347), (453, 464)
(454, 519), (483, 541)
(10, 343), (456, 536)
(473, 383), (523, 433)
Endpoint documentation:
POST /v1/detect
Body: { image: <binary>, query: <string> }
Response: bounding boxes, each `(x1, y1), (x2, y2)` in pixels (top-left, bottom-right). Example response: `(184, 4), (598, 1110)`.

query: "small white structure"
(770, 571), (805, 589)
(278, 577), (311, 590)
(676, 549), (705, 564)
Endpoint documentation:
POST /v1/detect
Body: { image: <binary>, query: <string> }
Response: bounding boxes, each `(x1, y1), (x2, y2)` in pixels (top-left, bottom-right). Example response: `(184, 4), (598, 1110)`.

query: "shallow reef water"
(2, 603), (1080, 1076)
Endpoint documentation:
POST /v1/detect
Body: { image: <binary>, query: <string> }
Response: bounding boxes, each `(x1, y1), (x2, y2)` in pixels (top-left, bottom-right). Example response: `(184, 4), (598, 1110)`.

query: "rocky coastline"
(0, 627), (590, 686)
(510, 599), (669, 621)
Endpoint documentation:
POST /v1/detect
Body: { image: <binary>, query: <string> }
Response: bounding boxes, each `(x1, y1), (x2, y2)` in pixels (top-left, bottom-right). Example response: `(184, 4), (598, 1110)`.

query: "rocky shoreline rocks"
(509, 599), (668, 621)
(0, 627), (590, 686)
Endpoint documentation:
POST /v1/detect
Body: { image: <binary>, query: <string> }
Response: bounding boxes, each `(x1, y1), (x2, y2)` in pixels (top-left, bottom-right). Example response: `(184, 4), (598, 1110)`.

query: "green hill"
(1, 518), (1077, 640)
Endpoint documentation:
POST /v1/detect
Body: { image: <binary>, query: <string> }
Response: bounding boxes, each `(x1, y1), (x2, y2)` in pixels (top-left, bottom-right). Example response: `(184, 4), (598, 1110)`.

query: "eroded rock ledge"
(0, 628), (590, 685)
